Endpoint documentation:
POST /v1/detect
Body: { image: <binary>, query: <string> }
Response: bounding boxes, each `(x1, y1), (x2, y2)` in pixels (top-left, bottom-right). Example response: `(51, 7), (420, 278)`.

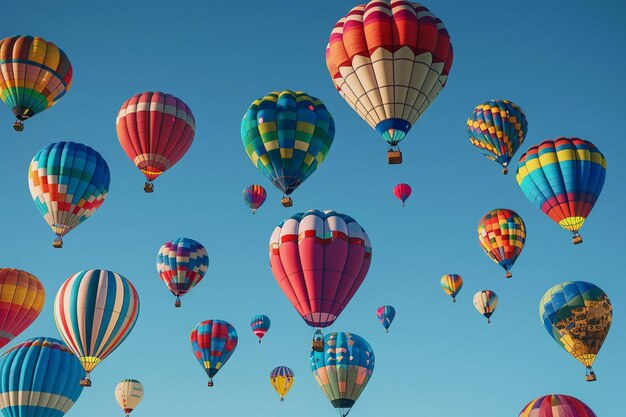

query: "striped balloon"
(473, 290), (498, 323)
(310, 332), (374, 417)
(440, 274), (463, 302)
(243, 184), (267, 213)
(516, 138), (606, 244)
(250, 314), (271, 343)
(269, 209), (372, 328)
(0, 35), (73, 130)
(28, 141), (111, 248)
(467, 100), (528, 174)
(241, 91), (334, 203)
(190, 320), (238, 387)
(393, 183), (412, 207)
(519, 394), (597, 417)
(156, 238), (209, 307)
(376, 305), (395, 332)
(53, 269), (140, 387)
(477, 209), (526, 278)
(270, 366), (294, 401)
(0, 268), (45, 349)
(326, 1), (453, 159)
(0, 337), (84, 417)
(116, 92), (196, 191)
(115, 379), (144, 417)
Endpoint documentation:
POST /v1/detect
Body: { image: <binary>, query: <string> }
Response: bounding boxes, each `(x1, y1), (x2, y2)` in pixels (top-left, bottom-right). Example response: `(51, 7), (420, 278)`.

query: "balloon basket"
(573, 235), (583, 245)
(487, 318), (491, 324)
(586, 369), (596, 382)
(280, 397), (284, 402)
(143, 182), (154, 193)
(13, 121), (24, 131)
(258, 339), (261, 344)
(312, 340), (324, 352)
(452, 297), (456, 303)
(52, 238), (63, 248)
(281, 196), (293, 207)
(175, 298), (181, 308)
(207, 379), (214, 387)
(502, 167), (508, 175)
(505, 270), (512, 278)
(387, 150), (402, 164)
(80, 378), (92, 387)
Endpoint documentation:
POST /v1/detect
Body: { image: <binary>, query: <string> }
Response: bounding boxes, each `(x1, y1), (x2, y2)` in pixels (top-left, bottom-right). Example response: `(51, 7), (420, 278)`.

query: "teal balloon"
(0, 337), (85, 417)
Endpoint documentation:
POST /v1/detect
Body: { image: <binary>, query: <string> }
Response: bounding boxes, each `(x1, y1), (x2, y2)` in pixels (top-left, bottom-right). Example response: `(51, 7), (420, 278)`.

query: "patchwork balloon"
(190, 319), (238, 387)
(115, 379), (144, 417)
(519, 394), (597, 417)
(326, 1), (453, 163)
(474, 290), (498, 323)
(467, 99), (527, 174)
(440, 274), (463, 302)
(243, 184), (267, 214)
(376, 305), (395, 333)
(477, 209), (526, 278)
(241, 90), (334, 207)
(156, 237), (209, 307)
(54, 269), (140, 387)
(516, 138), (606, 244)
(250, 314), (271, 343)
(116, 92), (196, 192)
(540, 281), (611, 381)
(28, 141), (111, 248)
(393, 183), (412, 207)
(270, 366), (294, 401)
(0, 35), (73, 131)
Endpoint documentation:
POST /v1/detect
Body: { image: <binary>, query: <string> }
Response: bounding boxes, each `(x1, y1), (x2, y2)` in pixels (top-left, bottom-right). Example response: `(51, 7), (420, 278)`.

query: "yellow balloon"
(270, 366), (294, 401)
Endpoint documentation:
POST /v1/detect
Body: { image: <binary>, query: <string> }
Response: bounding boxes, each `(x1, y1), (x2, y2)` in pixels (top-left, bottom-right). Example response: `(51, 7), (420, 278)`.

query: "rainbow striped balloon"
(0, 268), (45, 348)
(477, 209), (526, 278)
(519, 394), (596, 417)
(53, 269), (140, 386)
(440, 274), (463, 302)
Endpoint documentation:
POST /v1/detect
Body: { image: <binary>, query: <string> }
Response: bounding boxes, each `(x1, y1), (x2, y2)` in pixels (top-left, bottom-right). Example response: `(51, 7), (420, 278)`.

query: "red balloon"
(393, 183), (412, 207)
(269, 210), (372, 328)
(116, 92), (195, 190)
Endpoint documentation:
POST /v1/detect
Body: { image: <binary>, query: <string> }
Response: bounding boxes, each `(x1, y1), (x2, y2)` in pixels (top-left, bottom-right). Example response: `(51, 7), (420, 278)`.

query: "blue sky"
(1, 1), (626, 416)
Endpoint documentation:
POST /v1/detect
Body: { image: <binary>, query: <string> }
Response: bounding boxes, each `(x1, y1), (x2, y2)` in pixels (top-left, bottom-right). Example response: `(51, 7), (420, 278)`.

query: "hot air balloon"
(116, 92), (196, 192)
(0, 337), (84, 417)
(0, 268), (45, 349)
(440, 274), (463, 302)
(393, 183), (412, 207)
(519, 394), (597, 417)
(474, 290), (498, 323)
(477, 209), (526, 278)
(376, 305), (395, 333)
(156, 238), (209, 307)
(28, 141), (111, 248)
(53, 269), (140, 387)
(467, 100), (527, 174)
(310, 332), (374, 417)
(539, 281), (611, 382)
(243, 184), (267, 214)
(190, 320), (238, 387)
(516, 138), (606, 245)
(115, 379), (144, 417)
(326, 1), (453, 164)
(250, 314), (271, 343)
(270, 366), (294, 401)
(0, 35), (73, 131)
(241, 90), (334, 207)
(269, 209), (372, 350)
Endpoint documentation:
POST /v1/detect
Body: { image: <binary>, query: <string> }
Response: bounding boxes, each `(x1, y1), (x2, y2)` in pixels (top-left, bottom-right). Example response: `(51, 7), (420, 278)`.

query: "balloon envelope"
(156, 238), (209, 306)
(440, 274), (463, 301)
(516, 137), (606, 244)
(269, 209), (372, 328)
(190, 320), (237, 386)
(519, 394), (597, 417)
(473, 290), (498, 322)
(0, 337), (84, 417)
(376, 305), (395, 331)
(243, 185), (267, 213)
(53, 269), (140, 384)
(250, 315), (271, 342)
(115, 379), (144, 416)
(310, 332), (374, 417)
(393, 184), (412, 206)
(0, 268), (45, 349)
(270, 366), (294, 400)
(477, 208), (526, 278)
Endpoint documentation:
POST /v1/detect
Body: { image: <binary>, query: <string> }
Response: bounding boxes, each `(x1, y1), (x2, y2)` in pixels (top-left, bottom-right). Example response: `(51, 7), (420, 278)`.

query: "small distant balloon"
(243, 185), (267, 213)
(473, 290), (498, 323)
(440, 274), (463, 302)
(270, 366), (294, 401)
(393, 184), (412, 207)
(115, 379), (144, 417)
(250, 314), (271, 343)
(477, 209), (525, 278)
(376, 305), (395, 333)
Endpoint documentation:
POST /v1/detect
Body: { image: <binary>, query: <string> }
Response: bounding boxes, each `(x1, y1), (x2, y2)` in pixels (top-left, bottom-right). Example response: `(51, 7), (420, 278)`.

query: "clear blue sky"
(1, 1), (625, 416)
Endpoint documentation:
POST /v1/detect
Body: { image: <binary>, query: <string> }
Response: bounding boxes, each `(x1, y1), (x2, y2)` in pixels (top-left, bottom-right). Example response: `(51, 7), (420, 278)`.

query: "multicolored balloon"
(519, 394), (597, 417)
(310, 332), (374, 417)
(473, 290), (498, 323)
(115, 379), (144, 417)
(270, 366), (294, 401)
(0, 35), (73, 131)
(467, 99), (527, 174)
(440, 274), (463, 302)
(28, 141), (111, 248)
(156, 237), (209, 307)
(243, 184), (267, 214)
(241, 90), (334, 207)
(516, 137), (606, 244)
(0, 337), (84, 417)
(250, 314), (271, 343)
(190, 319), (238, 387)
(539, 281), (611, 381)
(393, 183), (412, 207)
(0, 268), (45, 348)
(326, 1), (453, 163)
(376, 305), (395, 333)
(477, 209), (526, 278)
(269, 209), (372, 329)
(53, 269), (140, 387)
(116, 92), (196, 192)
